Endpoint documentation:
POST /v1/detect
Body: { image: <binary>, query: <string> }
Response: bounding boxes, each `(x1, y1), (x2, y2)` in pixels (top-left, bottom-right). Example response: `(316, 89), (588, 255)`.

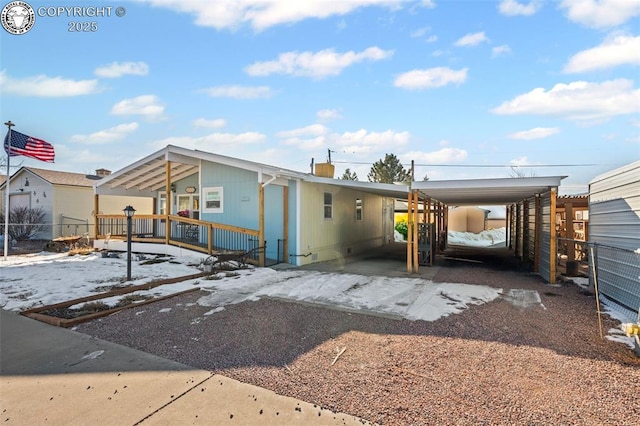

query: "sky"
(1, 0), (639, 194)
(1, 228), (636, 349)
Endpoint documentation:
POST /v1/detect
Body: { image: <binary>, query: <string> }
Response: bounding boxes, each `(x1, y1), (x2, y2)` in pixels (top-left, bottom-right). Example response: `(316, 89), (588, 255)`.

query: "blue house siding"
(200, 162), (260, 230)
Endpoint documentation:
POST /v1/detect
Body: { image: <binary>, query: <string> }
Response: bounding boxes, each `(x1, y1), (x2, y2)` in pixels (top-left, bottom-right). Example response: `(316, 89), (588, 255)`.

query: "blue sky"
(1, 0), (639, 193)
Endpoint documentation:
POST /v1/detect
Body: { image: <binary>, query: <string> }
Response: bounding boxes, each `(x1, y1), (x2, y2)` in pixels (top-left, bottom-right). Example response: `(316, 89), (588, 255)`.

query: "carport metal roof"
(412, 176), (566, 205)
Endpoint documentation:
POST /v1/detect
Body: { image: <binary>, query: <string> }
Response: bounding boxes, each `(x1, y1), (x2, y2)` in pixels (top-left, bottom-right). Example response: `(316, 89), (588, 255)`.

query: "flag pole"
(3, 120), (14, 261)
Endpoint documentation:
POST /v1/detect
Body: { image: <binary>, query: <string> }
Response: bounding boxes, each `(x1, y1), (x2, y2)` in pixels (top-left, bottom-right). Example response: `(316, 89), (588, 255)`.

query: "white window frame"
(355, 197), (363, 221)
(203, 186), (223, 213)
(323, 191), (333, 219)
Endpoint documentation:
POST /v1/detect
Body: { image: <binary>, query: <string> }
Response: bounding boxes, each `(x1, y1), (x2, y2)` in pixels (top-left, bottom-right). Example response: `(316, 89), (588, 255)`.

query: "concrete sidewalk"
(0, 309), (371, 425)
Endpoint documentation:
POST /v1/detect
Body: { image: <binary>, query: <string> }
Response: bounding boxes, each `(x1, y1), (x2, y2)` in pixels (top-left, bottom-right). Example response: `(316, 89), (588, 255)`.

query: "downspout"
(296, 180), (302, 266)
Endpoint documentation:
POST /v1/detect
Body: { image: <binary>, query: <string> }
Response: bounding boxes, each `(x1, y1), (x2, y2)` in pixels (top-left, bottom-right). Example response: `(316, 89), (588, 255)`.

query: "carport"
(408, 176), (566, 283)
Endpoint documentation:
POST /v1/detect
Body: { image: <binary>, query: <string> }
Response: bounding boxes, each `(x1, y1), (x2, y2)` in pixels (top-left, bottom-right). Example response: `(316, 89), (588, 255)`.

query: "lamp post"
(123, 205), (136, 281)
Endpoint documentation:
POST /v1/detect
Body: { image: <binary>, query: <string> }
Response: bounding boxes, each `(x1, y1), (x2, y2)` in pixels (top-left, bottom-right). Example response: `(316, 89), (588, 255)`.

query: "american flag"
(4, 130), (55, 163)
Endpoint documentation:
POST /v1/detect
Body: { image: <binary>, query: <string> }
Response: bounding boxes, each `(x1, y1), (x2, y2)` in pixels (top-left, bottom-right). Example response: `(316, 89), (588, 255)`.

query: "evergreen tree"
(367, 153), (410, 183)
(340, 168), (358, 181)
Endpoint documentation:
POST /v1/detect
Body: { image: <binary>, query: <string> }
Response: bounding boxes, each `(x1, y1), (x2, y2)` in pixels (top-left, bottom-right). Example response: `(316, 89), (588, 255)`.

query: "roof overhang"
(412, 176), (566, 205)
(305, 175), (411, 199)
(94, 145), (306, 196)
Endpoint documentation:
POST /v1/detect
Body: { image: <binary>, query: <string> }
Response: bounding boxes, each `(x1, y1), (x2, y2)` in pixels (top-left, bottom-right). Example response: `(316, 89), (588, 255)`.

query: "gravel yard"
(75, 261), (640, 425)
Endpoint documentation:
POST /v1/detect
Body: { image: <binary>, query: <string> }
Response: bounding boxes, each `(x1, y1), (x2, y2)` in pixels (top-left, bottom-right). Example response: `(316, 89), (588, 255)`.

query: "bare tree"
(509, 166), (537, 178)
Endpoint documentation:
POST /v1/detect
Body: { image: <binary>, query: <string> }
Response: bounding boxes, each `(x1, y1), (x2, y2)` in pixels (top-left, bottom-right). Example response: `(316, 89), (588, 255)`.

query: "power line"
(331, 161), (597, 168)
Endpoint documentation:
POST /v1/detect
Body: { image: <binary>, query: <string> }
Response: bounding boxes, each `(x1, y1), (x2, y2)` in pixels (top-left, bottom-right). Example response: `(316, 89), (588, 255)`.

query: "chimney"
(95, 168), (111, 178)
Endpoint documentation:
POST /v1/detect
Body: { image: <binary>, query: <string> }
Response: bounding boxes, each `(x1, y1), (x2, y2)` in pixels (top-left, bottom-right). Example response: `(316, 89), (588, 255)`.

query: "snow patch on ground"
(448, 228), (507, 247)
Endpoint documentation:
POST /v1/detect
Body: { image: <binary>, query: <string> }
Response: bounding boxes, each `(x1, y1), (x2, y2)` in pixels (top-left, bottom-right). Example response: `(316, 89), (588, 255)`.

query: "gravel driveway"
(76, 259), (640, 425)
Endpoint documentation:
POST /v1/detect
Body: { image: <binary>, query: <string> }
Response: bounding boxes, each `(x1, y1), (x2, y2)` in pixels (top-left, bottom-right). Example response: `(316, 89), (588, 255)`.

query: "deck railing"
(96, 214), (261, 262)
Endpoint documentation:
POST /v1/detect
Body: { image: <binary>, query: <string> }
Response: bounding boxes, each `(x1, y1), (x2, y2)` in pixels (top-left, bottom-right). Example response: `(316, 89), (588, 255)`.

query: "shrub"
(0, 206), (48, 241)
(395, 220), (408, 240)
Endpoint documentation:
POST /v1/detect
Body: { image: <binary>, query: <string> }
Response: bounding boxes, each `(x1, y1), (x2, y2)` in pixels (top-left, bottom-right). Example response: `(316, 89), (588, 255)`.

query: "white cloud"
(491, 79), (640, 121)
(454, 31), (489, 47)
(245, 47), (394, 79)
(559, 0), (640, 29)
(498, 0), (542, 16)
(492, 44), (512, 57)
(510, 156), (536, 166)
(402, 147), (468, 164)
(94, 61), (149, 78)
(507, 127), (560, 140)
(150, 132), (266, 150)
(331, 129), (411, 153)
(138, 0), (413, 31)
(564, 34), (640, 73)
(71, 122), (139, 144)
(111, 95), (165, 119)
(316, 109), (342, 122)
(277, 124), (329, 138)
(394, 67), (468, 90)
(426, 35), (438, 43)
(411, 27), (429, 38)
(192, 118), (227, 128)
(0, 70), (100, 97)
(201, 85), (272, 99)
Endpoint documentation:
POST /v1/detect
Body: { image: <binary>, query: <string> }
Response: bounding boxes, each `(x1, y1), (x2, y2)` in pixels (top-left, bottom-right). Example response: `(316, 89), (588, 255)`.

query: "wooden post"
(566, 202), (575, 262)
(550, 188), (557, 284)
(93, 194), (99, 238)
(515, 203), (520, 258)
(443, 204), (448, 248)
(523, 200), (529, 260)
(406, 191), (413, 273)
(165, 161), (171, 244)
(427, 198), (433, 265)
(412, 191), (419, 273)
(283, 185), (289, 264)
(435, 202), (441, 253)
(506, 204), (511, 249)
(259, 183), (265, 267)
(534, 196), (540, 272)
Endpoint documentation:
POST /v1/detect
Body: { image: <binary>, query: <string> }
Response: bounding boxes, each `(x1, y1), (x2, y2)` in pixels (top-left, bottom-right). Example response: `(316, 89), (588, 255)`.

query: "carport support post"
(406, 191), (414, 273)
(506, 205), (511, 249)
(565, 202), (575, 262)
(93, 194), (99, 238)
(534, 196), (540, 272)
(412, 191), (419, 273)
(550, 188), (557, 284)
(259, 183), (265, 267)
(165, 161), (171, 244)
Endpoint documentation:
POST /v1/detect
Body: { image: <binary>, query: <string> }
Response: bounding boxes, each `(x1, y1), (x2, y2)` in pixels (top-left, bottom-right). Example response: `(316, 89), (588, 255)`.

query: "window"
(323, 192), (332, 219)
(355, 198), (363, 221)
(203, 186), (223, 213)
(159, 192), (167, 215)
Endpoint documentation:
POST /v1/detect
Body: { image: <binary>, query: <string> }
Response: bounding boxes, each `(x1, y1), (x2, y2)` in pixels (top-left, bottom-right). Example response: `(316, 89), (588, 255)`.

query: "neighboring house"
(588, 160), (640, 321)
(0, 167), (152, 240)
(448, 206), (488, 233)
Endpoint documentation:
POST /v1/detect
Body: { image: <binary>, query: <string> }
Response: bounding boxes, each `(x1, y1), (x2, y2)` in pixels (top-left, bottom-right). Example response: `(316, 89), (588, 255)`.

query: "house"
(0, 167), (153, 240)
(448, 206), (489, 233)
(92, 145), (402, 266)
(93, 145), (566, 285)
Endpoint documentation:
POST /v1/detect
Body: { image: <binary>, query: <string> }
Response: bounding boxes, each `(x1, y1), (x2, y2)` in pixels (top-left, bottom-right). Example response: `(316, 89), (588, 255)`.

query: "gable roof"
(0, 167), (101, 189)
